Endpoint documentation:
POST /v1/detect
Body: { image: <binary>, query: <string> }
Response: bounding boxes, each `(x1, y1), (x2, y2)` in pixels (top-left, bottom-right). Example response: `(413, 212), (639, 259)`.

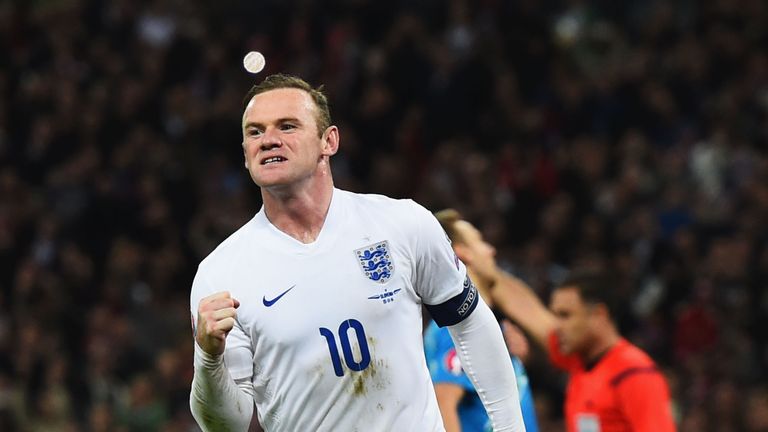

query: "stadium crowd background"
(2, 0), (768, 430)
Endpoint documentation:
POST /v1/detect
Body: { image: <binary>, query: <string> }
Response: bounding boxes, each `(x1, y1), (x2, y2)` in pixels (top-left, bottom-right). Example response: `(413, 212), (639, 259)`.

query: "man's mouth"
(261, 156), (286, 165)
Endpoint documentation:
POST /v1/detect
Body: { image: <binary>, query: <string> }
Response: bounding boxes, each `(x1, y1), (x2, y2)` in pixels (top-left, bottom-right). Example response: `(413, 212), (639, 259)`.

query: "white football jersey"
(190, 188), (468, 432)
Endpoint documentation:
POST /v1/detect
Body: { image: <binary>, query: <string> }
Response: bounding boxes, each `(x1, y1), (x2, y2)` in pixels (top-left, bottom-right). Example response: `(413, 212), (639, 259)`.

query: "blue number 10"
(319, 319), (371, 377)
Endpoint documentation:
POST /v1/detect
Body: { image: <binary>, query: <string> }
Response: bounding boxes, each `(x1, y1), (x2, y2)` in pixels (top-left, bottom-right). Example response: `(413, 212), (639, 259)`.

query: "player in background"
(189, 74), (526, 431)
(425, 209), (539, 432)
(491, 266), (677, 431)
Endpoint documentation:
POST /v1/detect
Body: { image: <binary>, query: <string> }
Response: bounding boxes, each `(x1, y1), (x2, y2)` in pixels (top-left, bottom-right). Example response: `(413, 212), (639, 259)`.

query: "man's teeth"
(264, 157), (285, 164)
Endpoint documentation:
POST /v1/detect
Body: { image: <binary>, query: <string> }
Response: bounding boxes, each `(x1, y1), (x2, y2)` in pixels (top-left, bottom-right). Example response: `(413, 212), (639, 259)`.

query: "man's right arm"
(190, 289), (255, 431)
(191, 343), (255, 431)
(491, 272), (557, 350)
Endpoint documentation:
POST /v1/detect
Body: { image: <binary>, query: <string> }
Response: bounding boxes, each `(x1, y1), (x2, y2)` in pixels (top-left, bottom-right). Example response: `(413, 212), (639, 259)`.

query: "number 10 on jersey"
(319, 319), (371, 377)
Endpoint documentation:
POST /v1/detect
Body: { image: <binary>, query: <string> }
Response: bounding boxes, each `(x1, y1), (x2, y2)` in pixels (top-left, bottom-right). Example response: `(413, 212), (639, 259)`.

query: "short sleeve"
(408, 201), (467, 305)
(614, 368), (676, 432)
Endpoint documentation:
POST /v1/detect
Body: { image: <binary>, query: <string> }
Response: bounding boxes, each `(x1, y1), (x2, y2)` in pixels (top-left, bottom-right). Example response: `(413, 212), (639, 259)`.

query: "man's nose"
(260, 127), (282, 150)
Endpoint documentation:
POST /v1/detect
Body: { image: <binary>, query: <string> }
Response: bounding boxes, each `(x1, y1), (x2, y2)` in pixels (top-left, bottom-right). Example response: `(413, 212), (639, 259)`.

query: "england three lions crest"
(355, 241), (394, 284)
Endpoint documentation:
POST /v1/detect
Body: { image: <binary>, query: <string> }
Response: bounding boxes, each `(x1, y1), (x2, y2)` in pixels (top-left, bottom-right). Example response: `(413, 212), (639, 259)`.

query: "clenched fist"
(196, 291), (241, 356)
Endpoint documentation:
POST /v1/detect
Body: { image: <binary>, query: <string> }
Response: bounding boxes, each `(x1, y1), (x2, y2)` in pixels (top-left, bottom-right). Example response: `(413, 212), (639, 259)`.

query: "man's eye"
(281, 124), (296, 131)
(248, 129), (262, 137)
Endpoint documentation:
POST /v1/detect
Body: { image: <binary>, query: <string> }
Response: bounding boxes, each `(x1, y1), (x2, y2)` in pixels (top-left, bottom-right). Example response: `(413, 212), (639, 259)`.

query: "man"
(189, 74), (525, 431)
(425, 209), (539, 432)
(490, 266), (677, 431)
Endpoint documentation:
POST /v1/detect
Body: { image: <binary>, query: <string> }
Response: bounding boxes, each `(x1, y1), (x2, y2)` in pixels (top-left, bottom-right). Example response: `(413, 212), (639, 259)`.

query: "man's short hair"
(242, 74), (331, 137)
(434, 209), (466, 244)
(558, 269), (618, 317)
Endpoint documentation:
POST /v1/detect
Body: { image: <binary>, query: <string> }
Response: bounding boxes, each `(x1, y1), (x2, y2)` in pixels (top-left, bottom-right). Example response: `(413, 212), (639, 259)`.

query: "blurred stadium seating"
(1, 0), (768, 430)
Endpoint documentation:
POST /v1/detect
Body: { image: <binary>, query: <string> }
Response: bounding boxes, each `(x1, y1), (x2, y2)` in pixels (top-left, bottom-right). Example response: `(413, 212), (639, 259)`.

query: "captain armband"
(425, 275), (479, 327)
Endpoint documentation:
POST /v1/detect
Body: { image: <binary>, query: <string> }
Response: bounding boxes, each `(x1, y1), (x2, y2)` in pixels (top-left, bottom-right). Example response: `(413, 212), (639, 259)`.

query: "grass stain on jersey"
(350, 357), (389, 396)
(353, 373), (366, 395)
(312, 363), (325, 379)
(349, 337), (390, 396)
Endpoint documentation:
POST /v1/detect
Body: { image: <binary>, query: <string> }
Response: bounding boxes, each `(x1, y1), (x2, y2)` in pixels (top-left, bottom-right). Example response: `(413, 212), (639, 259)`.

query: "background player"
(189, 74), (526, 431)
(425, 209), (539, 432)
(492, 268), (677, 431)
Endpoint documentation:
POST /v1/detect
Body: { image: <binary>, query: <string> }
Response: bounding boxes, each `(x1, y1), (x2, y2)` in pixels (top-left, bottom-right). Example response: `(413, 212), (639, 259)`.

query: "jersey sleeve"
(547, 331), (583, 373)
(425, 325), (475, 391)
(406, 201), (478, 327)
(614, 367), (677, 432)
(409, 201), (467, 304)
(190, 266), (254, 381)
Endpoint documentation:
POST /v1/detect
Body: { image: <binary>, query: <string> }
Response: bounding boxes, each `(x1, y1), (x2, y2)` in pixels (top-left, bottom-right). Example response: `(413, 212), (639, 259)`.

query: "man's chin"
(253, 175), (291, 188)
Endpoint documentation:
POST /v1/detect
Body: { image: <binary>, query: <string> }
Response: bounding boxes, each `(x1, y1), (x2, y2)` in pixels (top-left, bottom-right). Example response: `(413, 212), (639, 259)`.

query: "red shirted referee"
(491, 269), (677, 432)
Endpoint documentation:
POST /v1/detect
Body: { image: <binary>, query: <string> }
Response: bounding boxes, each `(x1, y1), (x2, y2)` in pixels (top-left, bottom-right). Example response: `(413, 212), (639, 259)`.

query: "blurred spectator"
(2, 0), (768, 429)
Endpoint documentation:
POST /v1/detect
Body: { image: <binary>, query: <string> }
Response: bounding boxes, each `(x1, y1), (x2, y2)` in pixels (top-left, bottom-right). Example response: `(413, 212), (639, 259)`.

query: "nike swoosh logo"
(263, 285), (295, 307)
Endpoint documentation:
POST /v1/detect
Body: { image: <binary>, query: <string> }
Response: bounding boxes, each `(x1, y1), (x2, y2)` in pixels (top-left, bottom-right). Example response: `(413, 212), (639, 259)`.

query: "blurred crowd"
(2, 0), (768, 430)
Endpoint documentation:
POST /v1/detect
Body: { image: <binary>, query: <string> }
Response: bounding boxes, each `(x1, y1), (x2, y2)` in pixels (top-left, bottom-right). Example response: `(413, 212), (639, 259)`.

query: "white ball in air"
(243, 51), (266, 74)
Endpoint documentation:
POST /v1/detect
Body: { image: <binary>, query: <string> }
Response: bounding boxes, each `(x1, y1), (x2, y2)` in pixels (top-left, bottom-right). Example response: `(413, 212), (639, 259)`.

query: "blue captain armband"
(425, 275), (479, 327)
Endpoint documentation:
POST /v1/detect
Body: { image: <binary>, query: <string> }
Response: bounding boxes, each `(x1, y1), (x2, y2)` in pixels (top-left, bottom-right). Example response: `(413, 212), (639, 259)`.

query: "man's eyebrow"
(243, 117), (303, 129)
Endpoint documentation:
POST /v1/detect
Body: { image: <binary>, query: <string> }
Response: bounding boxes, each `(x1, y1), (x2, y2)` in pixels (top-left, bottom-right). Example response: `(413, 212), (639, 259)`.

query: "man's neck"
(583, 327), (621, 367)
(262, 179), (334, 244)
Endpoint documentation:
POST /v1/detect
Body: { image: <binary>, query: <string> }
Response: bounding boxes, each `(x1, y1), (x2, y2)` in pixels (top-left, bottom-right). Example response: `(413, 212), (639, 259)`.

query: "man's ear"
(321, 126), (340, 156)
(591, 303), (611, 321)
(243, 144), (249, 169)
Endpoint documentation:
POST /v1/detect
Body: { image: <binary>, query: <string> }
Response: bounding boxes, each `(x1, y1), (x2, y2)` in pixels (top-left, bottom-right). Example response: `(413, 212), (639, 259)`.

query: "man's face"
(241, 88), (335, 188)
(550, 287), (595, 356)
